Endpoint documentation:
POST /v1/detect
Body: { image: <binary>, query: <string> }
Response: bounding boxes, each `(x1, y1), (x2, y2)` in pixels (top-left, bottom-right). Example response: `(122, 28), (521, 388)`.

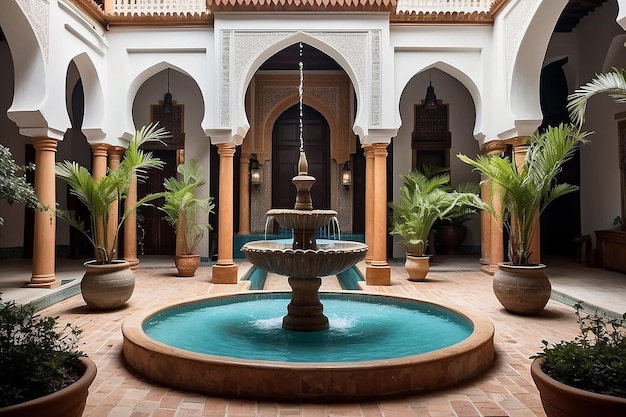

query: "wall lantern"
(250, 156), (262, 186)
(163, 68), (173, 115)
(341, 161), (351, 188)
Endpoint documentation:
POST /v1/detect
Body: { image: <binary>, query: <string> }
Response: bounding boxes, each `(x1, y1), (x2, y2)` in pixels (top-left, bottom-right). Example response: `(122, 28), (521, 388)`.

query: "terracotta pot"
(405, 254), (430, 281)
(0, 357), (97, 417)
(531, 358), (626, 417)
(493, 262), (551, 315)
(81, 260), (135, 310)
(436, 223), (467, 254)
(175, 254), (201, 277)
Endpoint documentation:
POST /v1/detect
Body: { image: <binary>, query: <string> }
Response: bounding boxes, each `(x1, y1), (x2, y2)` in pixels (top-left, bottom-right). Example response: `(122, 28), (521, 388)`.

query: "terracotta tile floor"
(7, 255), (626, 416)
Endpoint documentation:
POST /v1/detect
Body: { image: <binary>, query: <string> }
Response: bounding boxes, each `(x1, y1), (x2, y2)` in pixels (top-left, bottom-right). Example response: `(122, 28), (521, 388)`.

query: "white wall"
(392, 68), (481, 259)
(546, 0), (626, 243)
(133, 70), (213, 258)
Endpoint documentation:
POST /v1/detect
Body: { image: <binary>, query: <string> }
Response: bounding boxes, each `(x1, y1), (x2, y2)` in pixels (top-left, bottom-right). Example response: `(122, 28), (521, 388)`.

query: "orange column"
(364, 145), (374, 265)
(481, 143), (506, 275)
(123, 174), (140, 269)
(365, 143), (391, 285)
(212, 143), (239, 284)
(239, 154), (250, 234)
(107, 146), (124, 259)
(91, 144), (108, 259)
(479, 174), (491, 265)
(29, 137), (60, 288)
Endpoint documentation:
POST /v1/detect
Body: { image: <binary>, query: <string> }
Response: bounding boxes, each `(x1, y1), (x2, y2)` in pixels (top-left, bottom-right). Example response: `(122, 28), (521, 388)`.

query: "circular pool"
(122, 291), (495, 401)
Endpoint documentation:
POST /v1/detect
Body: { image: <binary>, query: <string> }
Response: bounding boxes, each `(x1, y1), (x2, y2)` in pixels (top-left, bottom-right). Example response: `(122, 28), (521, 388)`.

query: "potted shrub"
(55, 123), (168, 309)
(435, 181), (481, 255)
(458, 123), (589, 314)
(530, 304), (626, 417)
(159, 159), (214, 277)
(389, 169), (483, 280)
(0, 297), (97, 417)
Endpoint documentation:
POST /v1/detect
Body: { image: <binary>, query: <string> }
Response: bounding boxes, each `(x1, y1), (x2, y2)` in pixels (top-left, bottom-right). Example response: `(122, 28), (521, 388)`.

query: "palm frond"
(568, 67), (626, 126)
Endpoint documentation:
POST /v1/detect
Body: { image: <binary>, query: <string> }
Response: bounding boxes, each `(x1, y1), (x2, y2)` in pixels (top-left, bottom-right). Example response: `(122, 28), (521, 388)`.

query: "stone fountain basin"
(267, 209), (338, 230)
(241, 239), (367, 279)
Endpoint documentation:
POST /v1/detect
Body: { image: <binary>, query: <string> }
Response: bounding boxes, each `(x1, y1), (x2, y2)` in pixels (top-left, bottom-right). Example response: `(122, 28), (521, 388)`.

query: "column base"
(479, 257), (490, 265)
(212, 263), (239, 284)
(365, 262), (391, 286)
(125, 257), (140, 270)
(480, 264), (499, 276)
(27, 275), (61, 289)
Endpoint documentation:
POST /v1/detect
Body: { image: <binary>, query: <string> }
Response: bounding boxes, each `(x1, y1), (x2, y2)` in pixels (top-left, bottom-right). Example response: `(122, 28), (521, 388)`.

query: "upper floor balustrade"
(101, 0), (496, 16)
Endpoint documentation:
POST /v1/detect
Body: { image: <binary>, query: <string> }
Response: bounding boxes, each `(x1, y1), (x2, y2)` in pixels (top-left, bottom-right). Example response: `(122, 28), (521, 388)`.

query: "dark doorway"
(137, 150), (177, 255)
(539, 57), (580, 258)
(272, 104), (330, 210)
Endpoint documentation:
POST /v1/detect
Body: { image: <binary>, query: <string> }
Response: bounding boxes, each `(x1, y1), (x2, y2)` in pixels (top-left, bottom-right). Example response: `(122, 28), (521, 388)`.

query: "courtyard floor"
(1, 254), (625, 417)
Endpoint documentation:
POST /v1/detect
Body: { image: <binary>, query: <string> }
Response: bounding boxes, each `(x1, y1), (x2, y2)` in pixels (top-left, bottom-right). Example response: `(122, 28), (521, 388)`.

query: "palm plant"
(458, 123), (589, 265)
(568, 67), (626, 126)
(389, 169), (484, 256)
(55, 124), (168, 264)
(159, 159), (214, 255)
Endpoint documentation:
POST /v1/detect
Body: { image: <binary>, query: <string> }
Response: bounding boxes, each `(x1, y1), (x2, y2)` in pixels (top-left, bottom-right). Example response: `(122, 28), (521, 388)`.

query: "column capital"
(91, 143), (109, 158)
(32, 137), (59, 152)
(217, 142), (236, 156)
(482, 140), (507, 156)
(108, 146), (125, 162)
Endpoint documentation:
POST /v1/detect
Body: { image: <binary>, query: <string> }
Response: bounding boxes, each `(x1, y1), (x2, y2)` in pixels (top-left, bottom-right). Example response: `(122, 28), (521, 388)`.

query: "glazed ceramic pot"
(492, 262), (551, 315)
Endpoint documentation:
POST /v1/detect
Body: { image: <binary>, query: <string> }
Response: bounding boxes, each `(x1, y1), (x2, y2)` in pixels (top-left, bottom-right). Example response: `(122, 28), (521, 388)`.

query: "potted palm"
(159, 159), (214, 277)
(458, 123), (589, 314)
(55, 123), (168, 309)
(389, 169), (483, 280)
(530, 305), (626, 417)
(0, 297), (97, 417)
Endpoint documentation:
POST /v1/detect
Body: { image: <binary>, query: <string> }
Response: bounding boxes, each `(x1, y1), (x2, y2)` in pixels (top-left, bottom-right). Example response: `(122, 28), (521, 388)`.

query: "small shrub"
(532, 304), (626, 398)
(0, 298), (84, 407)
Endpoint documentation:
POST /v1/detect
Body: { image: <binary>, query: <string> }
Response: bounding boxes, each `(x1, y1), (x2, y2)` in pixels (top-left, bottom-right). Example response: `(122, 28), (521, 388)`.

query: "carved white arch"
(218, 29), (380, 144)
(71, 53), (106, 143)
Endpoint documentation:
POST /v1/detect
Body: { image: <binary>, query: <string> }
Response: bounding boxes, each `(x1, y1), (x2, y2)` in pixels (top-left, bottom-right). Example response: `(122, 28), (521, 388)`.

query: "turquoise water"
(144, 294), (473, 362)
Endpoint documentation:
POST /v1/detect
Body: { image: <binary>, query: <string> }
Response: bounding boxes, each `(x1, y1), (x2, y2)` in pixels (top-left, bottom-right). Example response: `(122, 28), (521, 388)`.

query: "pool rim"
(122, 290), (495, 401)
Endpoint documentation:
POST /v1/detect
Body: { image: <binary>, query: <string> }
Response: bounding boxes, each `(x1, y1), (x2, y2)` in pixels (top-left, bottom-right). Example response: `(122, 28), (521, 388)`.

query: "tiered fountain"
(241, 151), (367, 331)
(121, 43), (494, 401)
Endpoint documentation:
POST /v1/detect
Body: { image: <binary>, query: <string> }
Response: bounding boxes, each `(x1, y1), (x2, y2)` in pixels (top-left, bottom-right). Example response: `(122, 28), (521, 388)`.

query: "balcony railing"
(108, 0), (208, 16)
(396, 0), (493, 14)
(105, 0), (493, 16)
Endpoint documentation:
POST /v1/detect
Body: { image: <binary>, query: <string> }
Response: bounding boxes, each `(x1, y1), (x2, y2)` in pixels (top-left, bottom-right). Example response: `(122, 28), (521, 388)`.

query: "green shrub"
(0, 298), (84, 407)
(532, 304), (626, 398)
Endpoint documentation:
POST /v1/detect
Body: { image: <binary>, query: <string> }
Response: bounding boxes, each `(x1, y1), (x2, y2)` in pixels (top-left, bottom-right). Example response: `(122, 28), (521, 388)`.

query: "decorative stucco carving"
(17, 0), (50, 62)
(221, 30), (231, 127)
(229, 30), (376, 130)
(504, 0), (539, 82)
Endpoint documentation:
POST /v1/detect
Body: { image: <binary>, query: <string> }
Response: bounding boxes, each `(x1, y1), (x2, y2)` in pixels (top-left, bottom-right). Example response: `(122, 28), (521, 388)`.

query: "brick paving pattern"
(37, 262), (583, 417)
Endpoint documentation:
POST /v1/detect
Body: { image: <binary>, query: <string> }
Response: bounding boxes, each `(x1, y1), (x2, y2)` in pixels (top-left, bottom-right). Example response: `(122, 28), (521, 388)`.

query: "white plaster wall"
(133, 70), (213, 258)
(391, 69), (481, 259)
(546, 0), (626, 243)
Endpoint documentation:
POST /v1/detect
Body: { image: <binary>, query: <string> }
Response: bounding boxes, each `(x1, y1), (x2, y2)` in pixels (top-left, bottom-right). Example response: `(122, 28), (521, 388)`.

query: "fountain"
(121, 44), (495, 401)
(241, 151), (367, 331)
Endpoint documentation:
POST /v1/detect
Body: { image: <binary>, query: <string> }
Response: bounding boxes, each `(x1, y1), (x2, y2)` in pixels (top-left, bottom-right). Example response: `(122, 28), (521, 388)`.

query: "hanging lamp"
(163, 69), (173, 115)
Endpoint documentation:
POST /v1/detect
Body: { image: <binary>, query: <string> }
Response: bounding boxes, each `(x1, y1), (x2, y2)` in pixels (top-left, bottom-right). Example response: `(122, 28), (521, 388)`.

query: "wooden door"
(137, 150), (177, 255)
(272, 105), (330, 210)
